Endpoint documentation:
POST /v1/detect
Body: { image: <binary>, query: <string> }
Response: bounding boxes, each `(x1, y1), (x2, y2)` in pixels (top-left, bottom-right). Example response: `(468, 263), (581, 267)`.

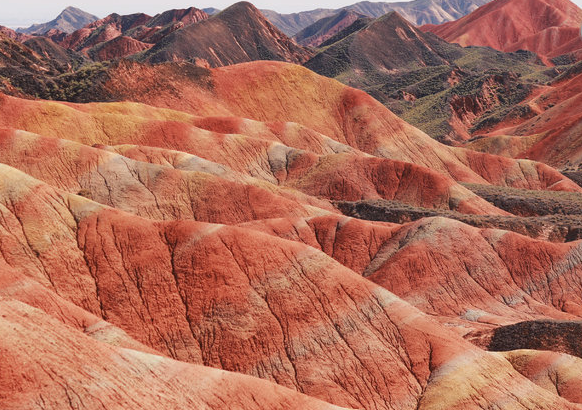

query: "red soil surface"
(1, 165), (580, 409)
(3, 59), (582, 409)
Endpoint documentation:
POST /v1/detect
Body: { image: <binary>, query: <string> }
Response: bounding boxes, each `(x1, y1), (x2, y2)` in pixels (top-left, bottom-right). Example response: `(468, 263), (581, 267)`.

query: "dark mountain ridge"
(140, 2), (312, 67)
(305, 10), (552, 143)
(262, 0), (491, 36)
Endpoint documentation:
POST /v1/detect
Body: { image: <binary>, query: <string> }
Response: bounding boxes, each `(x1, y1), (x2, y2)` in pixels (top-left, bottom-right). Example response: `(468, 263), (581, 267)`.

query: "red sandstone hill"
(54, 7), (208, 60)
(0, 33), (85, 77)
(50, 2), (312, 65)
(1, 162), (581, 409)
(88, 35), (153, 61)
(1, 59), (578, 194)
(0, 26), (30, 42)
(5, 35), (582, 408)
(141, 2), (312, 66)
(0, 299), (346, 410)
(422, 0), (582, 63)
(101, 60), (581, 191)
(466, 63), (582, 168)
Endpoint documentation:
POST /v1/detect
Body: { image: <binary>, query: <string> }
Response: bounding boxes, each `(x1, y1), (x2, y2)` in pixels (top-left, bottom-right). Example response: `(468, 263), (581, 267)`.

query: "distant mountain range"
(292, 9), (368, 47)
(202, 7), (221, 15)
(3, 0), (582, 148)
(7, 0), (490, 41)
(141, 2), (312, 66)
(31, 3), (310, 66)
(304, 10), (549, 143)
(261, 0), (492, 36)
(16, 6), (99, 35)
(422, 0), (582, 64)
(54, 7), (209, 61)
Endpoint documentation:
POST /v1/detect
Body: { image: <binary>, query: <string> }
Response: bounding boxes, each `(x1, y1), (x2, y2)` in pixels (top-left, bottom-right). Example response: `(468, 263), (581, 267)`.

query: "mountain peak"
(141, 1), (312, 67)
(263, 0), (492, 37)
(62, 6), (85, 14)
(293, 8), (369, 47)
(218, 1), (263, 17)
(305, 9), (457, 77)
(422, 0), (582, 60)
(225, 1), (259, 11)
(374, 10), (413, 26)
(146, 7), (208, 28)
(363, 10), (432, 40)
(17, 6), (99, 35)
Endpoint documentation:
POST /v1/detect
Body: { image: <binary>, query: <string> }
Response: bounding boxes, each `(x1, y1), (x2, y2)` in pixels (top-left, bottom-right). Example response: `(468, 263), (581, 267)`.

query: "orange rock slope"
(422, 0), (582, 63)
(466, 64), (582, 168)
(0, 299), (347, 410)
(1, 164), (581, 410)
(3, 60), (578, 192)
(3, 59), (582, 409)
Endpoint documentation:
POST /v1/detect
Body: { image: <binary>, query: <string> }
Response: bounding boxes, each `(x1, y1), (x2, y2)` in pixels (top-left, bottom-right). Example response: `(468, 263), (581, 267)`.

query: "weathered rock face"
(422, 0), (582, 62)
(0, 26), (30, 42)
(466, 65), (582, 169)
(88, 36), (153, 61)
(0, 33), (89, 99)
(0, 33), (74, 75)
(3, 59), (575, 192)
(448, 72), (527, 140)
(365, 218), (582, 326)
(239, 214), (582, 330)
(1, 165), (581, 410)
(0, 128), (334, 223)
(0, 115), (500, 218)
(3, 53), (582, 409)
(0, 299), (349, 410)
(502, 349), (582, 404)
